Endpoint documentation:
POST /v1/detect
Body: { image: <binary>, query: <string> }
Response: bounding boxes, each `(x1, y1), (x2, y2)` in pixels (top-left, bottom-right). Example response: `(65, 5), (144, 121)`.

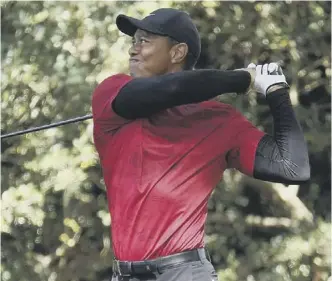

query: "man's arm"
(253, 87), (310, 184)
(112, 70), (252, 119)
(227, 63), (310, 184)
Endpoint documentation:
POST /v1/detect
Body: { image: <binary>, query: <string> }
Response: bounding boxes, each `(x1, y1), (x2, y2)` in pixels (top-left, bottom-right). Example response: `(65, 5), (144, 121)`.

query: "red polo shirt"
(92, 74), (264, 261)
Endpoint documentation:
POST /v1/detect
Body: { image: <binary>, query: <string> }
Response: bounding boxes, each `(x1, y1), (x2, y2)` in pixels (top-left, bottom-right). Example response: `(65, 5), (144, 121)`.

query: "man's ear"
(170, 43), (188, 65)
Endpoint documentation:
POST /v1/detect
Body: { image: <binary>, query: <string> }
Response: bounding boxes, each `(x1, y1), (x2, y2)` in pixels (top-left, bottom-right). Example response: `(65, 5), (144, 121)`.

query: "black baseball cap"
(116, 8), (201, 64)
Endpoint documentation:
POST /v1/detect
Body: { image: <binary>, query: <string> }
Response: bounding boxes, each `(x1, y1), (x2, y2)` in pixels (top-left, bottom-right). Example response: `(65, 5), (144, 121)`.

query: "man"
(92, 8), (310, 281)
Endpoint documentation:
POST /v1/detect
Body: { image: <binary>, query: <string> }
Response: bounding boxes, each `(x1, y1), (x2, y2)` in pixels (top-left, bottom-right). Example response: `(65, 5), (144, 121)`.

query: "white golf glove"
(248, 63), (289, 95)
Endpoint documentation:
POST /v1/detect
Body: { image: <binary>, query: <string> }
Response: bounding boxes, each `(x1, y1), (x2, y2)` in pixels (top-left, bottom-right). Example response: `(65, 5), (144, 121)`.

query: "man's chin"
(129, 66), (155, 78)
(129, 68), (141, 77)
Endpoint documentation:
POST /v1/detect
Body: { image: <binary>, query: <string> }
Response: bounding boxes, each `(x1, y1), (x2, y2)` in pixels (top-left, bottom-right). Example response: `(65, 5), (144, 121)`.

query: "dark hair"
(168, 37), (197, 70)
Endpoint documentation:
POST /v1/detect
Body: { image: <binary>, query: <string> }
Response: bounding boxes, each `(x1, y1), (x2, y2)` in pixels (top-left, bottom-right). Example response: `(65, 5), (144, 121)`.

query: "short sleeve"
(226, 111), (265, 176)
(92, 74), (133, 132)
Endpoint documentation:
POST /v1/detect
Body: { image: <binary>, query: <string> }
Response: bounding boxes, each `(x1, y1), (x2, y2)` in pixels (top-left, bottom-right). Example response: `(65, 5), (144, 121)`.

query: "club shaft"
(1, 114), (93, 140)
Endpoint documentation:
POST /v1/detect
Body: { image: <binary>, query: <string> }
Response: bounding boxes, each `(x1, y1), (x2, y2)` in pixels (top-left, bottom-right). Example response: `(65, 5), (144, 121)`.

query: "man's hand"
(247, 63), (289, 95)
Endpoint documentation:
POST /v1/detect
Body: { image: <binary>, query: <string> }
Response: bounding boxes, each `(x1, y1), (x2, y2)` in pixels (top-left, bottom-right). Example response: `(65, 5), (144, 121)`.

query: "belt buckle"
(116, 260), (122, 276)
(115, 260), (130, 277)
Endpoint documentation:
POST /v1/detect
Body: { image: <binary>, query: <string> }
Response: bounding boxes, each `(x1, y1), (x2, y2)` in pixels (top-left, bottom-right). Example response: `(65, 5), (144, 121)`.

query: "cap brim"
(116, 14), (165, 37)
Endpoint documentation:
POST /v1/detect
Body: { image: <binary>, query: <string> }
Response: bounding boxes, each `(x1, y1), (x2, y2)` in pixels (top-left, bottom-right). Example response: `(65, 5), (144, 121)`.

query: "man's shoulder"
(92, 73), (132, 100)
(97, 73), (132, 89)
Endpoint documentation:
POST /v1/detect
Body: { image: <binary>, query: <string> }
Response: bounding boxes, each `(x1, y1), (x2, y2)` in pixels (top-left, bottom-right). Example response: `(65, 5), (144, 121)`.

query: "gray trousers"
(111, 258), (219, 281)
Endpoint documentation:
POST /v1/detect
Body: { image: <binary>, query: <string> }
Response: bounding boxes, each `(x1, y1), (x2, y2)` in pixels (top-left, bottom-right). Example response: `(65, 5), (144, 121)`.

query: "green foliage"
(1, 1), (330, 281)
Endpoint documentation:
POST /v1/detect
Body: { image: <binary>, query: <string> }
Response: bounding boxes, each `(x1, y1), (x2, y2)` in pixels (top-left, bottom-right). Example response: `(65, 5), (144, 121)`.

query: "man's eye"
(131, 38), (148, 45)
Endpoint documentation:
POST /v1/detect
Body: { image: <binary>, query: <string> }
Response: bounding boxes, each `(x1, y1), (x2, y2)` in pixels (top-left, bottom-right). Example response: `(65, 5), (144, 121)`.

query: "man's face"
(129, 29), (173, 78)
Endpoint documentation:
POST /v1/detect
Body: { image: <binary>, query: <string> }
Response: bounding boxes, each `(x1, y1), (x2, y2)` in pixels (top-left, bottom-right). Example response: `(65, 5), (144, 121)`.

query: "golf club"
(1, 114), (93, 140)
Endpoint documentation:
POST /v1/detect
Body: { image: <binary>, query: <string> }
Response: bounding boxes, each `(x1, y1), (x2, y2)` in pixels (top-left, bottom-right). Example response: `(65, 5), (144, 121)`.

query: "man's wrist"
(266, 83), (289, 95)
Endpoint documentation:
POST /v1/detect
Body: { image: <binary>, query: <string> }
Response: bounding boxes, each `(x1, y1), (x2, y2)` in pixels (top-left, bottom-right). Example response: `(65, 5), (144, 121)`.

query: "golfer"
(92, 8), (310, 281)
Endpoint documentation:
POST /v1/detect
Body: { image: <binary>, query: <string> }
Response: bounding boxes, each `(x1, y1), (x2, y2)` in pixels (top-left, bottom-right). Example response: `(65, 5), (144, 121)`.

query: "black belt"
(113, 248), (209, 276)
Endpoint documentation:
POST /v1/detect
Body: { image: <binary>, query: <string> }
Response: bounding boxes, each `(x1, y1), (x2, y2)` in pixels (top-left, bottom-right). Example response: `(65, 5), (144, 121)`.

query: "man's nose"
(129, 43), (140, 57)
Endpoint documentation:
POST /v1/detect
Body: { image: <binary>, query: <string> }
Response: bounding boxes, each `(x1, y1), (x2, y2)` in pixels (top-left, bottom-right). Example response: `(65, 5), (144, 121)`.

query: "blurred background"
(1, 1), (331, 281)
